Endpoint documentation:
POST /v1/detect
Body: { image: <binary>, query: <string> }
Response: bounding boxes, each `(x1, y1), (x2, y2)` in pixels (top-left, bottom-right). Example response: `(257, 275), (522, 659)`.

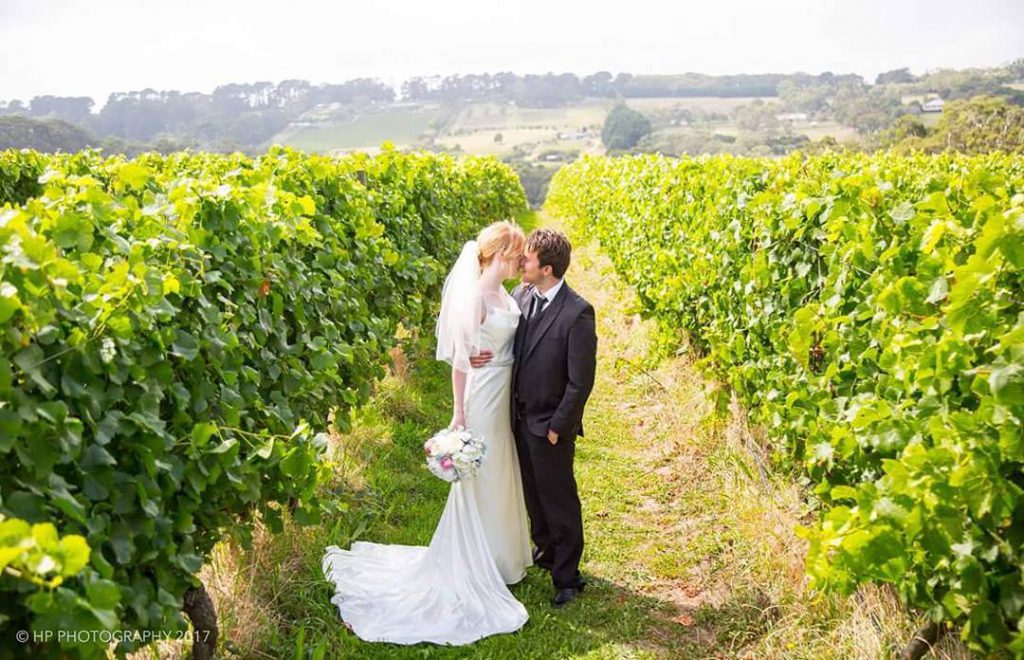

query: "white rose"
(438, 434), (462, 455)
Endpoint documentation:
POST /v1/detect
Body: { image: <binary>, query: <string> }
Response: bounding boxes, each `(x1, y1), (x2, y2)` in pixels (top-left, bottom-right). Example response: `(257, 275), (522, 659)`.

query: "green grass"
(262, 364), (695, 659)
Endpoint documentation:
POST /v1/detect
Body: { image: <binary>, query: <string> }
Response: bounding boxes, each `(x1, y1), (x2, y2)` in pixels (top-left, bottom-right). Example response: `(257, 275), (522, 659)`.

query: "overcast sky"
(1, 0), (1022, 104)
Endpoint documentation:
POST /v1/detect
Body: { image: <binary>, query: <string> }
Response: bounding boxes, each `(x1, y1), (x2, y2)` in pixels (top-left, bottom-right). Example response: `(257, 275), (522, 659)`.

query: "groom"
(470, 228), (597, 607)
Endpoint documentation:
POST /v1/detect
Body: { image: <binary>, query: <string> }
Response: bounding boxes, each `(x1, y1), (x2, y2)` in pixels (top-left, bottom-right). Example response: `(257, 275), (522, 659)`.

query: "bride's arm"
(451, 367), (468, 429)
(451, 302), (487, 428)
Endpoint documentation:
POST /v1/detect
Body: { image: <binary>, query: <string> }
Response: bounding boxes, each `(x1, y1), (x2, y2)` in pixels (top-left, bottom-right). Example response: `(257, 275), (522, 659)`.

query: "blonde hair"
(476, 221), (525, 268)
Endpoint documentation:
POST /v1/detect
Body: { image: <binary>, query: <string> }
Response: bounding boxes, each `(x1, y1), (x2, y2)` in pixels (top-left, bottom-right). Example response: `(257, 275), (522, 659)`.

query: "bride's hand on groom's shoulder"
(469, 350), (494, 369)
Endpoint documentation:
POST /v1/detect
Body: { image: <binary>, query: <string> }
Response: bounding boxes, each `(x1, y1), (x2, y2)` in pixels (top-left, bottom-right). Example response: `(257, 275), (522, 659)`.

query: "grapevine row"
(548, 151), (1024, 654)
(0, 146), (526, 656)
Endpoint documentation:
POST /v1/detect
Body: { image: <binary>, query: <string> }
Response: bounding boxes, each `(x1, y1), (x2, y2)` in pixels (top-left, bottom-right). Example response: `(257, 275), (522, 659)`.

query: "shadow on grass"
(213, 353), (734, 659)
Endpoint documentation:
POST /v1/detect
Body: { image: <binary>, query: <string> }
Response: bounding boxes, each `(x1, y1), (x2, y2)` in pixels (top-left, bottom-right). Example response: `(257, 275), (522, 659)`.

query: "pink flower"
(440, 456), (454, 470)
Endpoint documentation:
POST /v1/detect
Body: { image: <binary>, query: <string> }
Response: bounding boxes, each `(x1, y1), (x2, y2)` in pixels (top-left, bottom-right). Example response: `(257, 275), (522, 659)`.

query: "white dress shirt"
(530, 278), (564, 317)
(540, 278), (564, 303)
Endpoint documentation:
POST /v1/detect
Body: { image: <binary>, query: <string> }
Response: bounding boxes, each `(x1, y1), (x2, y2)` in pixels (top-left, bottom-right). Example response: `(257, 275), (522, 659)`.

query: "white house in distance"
(557, 128), (591, 140)
(922, 98), (945, 113)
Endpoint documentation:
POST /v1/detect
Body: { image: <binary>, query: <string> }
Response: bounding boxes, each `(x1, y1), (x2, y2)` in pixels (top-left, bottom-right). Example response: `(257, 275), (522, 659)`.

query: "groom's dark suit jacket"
(511, 281), (597, 439)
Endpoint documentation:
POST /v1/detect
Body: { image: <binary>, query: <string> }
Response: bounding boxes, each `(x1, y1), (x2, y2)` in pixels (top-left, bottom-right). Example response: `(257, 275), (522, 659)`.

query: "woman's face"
(505, 252), (524, 280)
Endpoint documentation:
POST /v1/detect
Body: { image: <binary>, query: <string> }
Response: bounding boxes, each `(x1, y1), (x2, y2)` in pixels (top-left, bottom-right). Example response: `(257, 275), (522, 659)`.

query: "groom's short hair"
(527, 229), (571, 279)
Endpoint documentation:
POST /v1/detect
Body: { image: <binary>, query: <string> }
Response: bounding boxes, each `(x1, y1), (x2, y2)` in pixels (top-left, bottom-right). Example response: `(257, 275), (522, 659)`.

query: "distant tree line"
(0, 115), (95, 152)
(0, 78), (394, 149)
(780, 63), (1024, 134)
(620, 60), (1024, 159)
(400, 63), (1024, 115)
(1, 61), (1021, 155)
(399, 71), (850, 106)
(0, 115), (197, 155)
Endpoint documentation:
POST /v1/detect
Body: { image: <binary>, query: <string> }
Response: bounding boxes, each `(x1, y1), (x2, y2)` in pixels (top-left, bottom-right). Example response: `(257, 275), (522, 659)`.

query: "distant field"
(435, 127), (557, 155)
(715, 120), (859, 142)
(794, 120), (859, 141)
(268, 95), (863, 157)
(652, 118), (859, 145)
(272, 108), (438, 152)
(438, 101), (611, 157)
(448, 97), (779, 132)
(624, 96), (774, 113)
(451, 102), (609, 131)
(652, 125), (739, 140)
(441, 97), (784, 156)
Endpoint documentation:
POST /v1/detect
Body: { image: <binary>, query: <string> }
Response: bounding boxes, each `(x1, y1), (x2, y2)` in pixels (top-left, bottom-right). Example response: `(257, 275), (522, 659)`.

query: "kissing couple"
(323, 222), (597, 645)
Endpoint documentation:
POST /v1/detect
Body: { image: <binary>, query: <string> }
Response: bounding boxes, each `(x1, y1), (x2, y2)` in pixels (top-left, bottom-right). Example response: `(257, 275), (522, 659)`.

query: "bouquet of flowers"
(423, 426), (487, 482)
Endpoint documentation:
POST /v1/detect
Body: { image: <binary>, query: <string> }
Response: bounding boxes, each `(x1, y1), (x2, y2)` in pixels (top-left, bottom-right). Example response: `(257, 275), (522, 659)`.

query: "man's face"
(520, 249), (546, 284)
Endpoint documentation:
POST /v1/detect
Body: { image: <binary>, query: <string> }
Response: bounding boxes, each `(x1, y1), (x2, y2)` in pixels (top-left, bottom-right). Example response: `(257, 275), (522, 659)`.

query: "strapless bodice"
(478, 294), (520, 367)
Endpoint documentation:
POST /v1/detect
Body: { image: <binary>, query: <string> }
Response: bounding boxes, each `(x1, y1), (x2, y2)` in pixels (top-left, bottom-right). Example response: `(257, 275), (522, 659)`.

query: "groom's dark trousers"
(511, 281), (596, 590)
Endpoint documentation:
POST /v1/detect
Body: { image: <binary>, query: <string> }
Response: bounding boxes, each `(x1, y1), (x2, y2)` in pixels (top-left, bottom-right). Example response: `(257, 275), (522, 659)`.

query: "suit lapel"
(523, 283), (568, 362)
(512, 285), (530, 357)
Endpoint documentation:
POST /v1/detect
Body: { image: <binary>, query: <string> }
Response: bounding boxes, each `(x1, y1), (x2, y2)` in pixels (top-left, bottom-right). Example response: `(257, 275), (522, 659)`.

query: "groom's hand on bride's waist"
(469, 350), (494, 368)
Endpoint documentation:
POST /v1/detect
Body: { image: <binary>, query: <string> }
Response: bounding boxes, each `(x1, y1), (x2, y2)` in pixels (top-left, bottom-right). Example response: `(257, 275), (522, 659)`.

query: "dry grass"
(127, 518), (295, 659)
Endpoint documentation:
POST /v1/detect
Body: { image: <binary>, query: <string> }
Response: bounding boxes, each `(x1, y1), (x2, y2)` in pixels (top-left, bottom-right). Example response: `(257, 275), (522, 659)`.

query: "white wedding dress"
(323, 289), (533, 645)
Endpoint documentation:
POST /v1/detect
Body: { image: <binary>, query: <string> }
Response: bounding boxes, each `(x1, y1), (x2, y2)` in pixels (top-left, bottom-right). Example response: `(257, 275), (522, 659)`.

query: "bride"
(322, 221), (533, 645)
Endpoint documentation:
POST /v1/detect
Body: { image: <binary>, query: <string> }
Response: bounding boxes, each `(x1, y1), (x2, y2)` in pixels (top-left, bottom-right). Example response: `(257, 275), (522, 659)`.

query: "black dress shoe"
(551, 586), (581, 607)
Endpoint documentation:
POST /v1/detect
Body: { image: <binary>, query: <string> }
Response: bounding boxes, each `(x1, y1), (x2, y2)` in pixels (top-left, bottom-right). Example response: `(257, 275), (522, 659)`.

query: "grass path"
(163, 211), (968, 659)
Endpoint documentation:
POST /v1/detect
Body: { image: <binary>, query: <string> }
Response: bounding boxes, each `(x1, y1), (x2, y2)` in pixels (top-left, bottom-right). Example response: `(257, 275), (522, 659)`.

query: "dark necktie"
(528, 290), (547, 321)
